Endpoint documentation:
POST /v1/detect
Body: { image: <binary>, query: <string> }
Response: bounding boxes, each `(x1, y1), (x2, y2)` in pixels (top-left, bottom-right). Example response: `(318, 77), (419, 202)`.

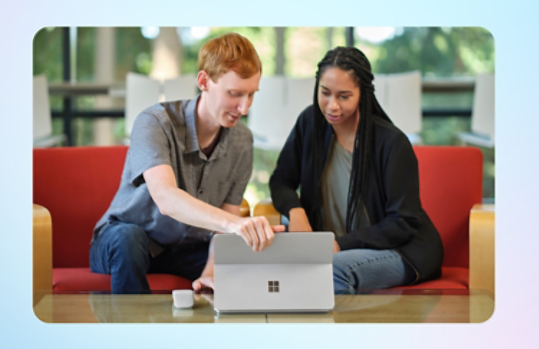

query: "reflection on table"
(33, 289), (494, 324)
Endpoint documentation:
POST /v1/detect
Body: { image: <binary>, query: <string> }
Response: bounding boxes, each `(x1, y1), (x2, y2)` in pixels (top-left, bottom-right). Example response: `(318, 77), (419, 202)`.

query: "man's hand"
(192, 274), (214, 291)
(228, 216), (285, 252)
(192, 224), (285, 291)
(289, 207), (313, 232)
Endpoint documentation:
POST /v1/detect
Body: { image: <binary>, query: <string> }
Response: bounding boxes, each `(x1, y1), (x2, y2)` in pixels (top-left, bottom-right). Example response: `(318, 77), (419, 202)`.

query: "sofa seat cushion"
(52, 268), (192, 292)
(395, 267), (468, 290)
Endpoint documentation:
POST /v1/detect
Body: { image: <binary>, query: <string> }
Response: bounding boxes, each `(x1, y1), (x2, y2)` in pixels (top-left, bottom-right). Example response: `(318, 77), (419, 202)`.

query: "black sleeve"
(269, 108), (309, 218)
(336, 132), (421, 250)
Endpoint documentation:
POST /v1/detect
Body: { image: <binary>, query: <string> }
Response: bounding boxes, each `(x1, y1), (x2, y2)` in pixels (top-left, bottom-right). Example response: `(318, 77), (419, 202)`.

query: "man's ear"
(197, 70), (210, 91)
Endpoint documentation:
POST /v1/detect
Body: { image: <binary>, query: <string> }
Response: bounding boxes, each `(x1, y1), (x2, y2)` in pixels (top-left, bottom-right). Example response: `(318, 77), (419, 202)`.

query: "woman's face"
(317, 67), (361, 128)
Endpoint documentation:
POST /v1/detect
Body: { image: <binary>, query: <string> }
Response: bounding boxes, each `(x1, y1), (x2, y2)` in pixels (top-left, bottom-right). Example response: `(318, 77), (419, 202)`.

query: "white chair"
(248, 76), (288, 151)
(33, 75), (65, 147)
(248, 77), (315, 151)
(163, 74), (198, 101)
(125, 72), (161, 139)
(125, 73), (198, 139)
(287, 77), (316, 126)
(457, 74), (495, 148)
(373, 71), (423, 145)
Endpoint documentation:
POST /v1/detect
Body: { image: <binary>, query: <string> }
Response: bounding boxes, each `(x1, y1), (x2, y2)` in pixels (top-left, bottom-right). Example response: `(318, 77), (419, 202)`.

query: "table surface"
(33, 289), (494, 323)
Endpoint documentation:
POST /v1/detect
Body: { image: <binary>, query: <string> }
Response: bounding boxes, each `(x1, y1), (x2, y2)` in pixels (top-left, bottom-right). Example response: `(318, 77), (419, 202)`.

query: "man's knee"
(105, 223), (150, 265)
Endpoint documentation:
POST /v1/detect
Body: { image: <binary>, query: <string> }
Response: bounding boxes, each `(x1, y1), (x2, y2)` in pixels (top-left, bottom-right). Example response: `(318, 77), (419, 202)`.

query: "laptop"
(213, 232), (335, 313)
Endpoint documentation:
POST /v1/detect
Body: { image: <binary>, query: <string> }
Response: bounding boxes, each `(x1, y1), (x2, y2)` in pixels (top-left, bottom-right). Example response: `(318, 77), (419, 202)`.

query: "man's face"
(204, 70), (261, 128)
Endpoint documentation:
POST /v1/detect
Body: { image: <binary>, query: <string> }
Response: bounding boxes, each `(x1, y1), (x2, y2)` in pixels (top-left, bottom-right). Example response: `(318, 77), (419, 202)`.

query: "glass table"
(33, 289), (494, 323)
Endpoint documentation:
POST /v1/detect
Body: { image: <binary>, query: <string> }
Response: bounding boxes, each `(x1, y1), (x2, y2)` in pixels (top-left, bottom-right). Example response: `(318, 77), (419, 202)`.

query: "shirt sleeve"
(336, 131), (422, 250)
(269, 108), (308, 218)
(127, 110), (172, 187)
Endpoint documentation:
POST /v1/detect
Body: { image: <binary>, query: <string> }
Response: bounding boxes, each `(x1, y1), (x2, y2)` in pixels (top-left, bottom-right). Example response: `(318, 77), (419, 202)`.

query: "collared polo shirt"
(93, 94), (253, 250)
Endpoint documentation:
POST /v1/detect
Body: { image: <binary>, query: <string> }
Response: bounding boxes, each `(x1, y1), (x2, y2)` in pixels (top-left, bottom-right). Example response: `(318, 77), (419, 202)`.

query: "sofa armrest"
(240, 198), (250, 217)
(253, 198), (281, 226)
(469, 204), (495, 296)
(33, 204), (53, 306)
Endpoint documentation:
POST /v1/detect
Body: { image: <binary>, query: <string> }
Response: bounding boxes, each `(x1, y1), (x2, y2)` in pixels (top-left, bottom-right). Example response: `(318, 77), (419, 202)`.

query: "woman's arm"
(269, 108), (310, 220)
(336, 132), (423, 250)
(289, 207), (313, 232)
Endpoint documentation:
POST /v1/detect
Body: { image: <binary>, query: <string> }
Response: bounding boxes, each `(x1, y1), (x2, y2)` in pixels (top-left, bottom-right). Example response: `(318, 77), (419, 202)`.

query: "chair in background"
(124, 73), (161, 140)
(287, 77), (316, 127)
(373, 71), (423, 145)
(33, 75), (65, 147)
(248, 76), (288, 151)
(163, 74), (198, 101)
(124, 72), (198, 140)
(457, 74), (495, 148)
(248, 77), (315, 151)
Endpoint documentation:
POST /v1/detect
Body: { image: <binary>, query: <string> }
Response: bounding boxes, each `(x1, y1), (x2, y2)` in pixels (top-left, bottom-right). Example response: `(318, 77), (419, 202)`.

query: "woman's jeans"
(90, 221), (209, 294)
(332, 248), (416, 294)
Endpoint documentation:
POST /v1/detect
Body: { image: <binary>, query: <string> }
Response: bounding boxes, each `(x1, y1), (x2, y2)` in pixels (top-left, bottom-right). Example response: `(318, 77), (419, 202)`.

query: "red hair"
(198, 33), (262, 81)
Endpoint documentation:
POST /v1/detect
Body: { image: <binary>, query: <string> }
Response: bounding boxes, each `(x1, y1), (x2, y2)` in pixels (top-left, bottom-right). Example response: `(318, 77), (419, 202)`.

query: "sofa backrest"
(34, 146), (128, 268)
(414, 146), (483, 268)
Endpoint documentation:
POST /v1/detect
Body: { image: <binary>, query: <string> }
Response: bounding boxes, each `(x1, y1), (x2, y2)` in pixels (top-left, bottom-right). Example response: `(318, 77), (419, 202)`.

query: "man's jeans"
(90, 221), (209, 294)
(332, 249), (416, 294)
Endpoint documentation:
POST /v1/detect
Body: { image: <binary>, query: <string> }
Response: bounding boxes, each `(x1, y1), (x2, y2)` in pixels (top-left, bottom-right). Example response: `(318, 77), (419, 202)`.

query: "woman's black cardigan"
(269, 105), (444, 284)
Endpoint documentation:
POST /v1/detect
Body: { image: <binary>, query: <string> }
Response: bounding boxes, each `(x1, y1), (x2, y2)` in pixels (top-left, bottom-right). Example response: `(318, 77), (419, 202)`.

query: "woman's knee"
(332, 249), (409, 291)
(332, 253), (356, 294)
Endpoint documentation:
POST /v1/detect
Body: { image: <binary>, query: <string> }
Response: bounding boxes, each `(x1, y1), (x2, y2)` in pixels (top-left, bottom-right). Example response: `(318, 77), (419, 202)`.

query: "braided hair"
(312, 46), (392, 234)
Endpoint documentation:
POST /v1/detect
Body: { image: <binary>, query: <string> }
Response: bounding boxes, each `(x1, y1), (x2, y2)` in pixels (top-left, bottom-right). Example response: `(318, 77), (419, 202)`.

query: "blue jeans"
(332, 249), (416, 294)
(89, 221), (209, 294)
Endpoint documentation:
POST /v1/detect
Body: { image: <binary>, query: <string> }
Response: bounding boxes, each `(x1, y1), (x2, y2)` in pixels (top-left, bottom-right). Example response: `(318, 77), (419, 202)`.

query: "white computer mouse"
(172, 289), (194, 308)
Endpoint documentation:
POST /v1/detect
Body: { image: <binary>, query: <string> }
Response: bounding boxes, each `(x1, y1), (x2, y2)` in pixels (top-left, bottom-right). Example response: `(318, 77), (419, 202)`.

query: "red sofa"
(33, 146), (250, 294)
(254, 146), (495, 294)
(33, 145), (494, 296)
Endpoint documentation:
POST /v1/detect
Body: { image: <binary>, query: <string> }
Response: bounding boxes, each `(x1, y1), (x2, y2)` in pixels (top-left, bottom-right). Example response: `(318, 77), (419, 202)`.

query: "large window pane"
(33, 26), (496, 203)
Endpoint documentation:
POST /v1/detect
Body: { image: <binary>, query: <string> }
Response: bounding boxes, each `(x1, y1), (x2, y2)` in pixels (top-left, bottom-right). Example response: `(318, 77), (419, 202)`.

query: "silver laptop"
(213, 232), (335, 313)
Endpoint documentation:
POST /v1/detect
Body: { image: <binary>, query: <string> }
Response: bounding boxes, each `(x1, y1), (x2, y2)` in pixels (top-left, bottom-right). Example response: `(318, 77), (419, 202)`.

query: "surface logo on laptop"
(268, 281), (280, 293)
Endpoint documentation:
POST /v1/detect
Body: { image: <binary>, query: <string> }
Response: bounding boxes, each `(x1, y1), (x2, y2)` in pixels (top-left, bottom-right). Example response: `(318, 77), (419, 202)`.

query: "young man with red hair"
(90, 33), (282, 294)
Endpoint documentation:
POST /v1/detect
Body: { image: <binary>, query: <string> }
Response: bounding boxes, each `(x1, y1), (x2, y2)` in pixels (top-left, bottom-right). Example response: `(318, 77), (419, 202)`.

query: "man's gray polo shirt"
(93, 94), (253, 251)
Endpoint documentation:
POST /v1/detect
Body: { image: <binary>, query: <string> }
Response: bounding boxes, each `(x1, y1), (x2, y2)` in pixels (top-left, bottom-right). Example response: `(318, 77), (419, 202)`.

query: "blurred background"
(32, 27), (495, 206)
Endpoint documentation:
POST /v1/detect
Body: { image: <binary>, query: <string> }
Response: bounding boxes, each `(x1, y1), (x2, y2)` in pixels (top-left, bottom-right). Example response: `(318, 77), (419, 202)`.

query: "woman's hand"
(333, 240), (341, 254)
(288, 207), (313, 232)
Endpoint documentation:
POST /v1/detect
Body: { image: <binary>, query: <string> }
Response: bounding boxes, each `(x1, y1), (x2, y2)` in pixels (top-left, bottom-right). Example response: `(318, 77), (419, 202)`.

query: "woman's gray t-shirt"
(321, 137), (369, 237)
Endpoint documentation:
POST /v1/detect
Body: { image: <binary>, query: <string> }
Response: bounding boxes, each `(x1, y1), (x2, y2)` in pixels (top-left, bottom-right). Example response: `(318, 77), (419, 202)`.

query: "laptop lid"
(213, 232), (335, 313)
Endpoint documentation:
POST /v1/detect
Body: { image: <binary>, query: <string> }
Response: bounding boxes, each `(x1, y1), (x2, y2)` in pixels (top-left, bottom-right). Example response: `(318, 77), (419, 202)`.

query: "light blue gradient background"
(1, 0), (538, 348)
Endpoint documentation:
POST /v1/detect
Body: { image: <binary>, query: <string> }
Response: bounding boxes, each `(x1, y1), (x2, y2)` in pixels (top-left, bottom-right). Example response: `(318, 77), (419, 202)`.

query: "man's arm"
(192, 202), (240, 291)
(144, 164), (275, 251)
(199, 203), (241, 277)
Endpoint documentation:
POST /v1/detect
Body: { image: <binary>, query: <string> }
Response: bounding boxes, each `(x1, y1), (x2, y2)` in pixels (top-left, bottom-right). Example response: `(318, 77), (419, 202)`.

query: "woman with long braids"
(269, 47), (444, 294)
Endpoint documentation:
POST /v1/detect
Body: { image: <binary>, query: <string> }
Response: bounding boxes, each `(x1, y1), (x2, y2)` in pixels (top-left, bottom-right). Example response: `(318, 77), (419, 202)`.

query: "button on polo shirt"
(93, 94), (253, 252)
